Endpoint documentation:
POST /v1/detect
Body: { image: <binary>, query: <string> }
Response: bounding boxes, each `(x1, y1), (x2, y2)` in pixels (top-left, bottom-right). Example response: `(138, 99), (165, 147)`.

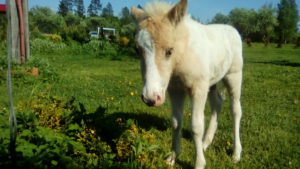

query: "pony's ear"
(131, 7), (149, 22)
(167, 0), (187, 26)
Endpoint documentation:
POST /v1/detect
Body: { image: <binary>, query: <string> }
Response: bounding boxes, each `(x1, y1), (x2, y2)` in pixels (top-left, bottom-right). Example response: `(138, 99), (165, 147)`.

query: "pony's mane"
(144, 0), (175, 16)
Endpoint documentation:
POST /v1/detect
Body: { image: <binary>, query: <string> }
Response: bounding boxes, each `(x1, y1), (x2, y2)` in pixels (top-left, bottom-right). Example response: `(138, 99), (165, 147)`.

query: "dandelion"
(227, 141), (231, 146)
(130, 92), (135, 96)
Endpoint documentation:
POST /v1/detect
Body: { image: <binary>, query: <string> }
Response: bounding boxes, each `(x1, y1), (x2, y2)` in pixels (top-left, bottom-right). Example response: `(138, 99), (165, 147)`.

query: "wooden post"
(6, 0), (20, 63)
(23, 0), (29, 60)
(6, 0), (29, 64)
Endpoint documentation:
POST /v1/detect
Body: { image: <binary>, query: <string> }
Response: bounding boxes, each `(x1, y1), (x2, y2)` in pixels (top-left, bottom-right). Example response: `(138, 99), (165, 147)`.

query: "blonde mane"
(144, 0), (175, 16)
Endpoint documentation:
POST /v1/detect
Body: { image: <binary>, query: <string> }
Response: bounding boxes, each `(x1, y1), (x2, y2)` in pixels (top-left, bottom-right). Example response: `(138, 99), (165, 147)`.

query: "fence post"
(6, 0), (20, 63)
(6, 0), (29, 64)
(23, 0), (29, 60)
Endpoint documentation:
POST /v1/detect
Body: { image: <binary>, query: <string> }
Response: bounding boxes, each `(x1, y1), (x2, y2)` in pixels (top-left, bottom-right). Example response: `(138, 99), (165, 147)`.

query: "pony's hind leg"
(203, 85), (222, 151)
(166, 87), (185, 166)
(224, 71), (243, 162)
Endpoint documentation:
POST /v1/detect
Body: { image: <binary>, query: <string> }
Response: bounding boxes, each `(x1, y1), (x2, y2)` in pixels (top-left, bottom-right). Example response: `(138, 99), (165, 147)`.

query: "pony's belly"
(209, 59), (232, 85)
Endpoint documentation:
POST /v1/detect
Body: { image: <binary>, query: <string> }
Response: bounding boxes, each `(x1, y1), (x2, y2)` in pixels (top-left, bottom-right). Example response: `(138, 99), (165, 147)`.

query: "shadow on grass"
(71, 105), (171, 144)
(177, 159), (193, 169)
(254, 60), (300, 67)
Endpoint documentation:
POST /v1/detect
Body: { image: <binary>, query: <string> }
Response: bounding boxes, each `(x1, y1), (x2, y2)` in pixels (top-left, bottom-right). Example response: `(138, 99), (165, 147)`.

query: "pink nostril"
(141, 94), (156, 106)
(148, 100), (156, 106)
(157, 95), (161, 101)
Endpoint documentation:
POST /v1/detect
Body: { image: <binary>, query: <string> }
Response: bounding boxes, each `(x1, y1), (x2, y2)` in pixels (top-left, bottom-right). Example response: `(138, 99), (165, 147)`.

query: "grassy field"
(0, 43), (299, 169)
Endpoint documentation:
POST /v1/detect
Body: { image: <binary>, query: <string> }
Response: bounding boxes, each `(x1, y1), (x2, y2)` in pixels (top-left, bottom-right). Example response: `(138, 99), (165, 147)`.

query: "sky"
(0, 0), (299, 23)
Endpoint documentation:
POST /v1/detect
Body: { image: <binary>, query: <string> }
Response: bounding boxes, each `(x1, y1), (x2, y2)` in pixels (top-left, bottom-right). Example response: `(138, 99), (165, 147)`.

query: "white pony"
(132, 0), (243, 168)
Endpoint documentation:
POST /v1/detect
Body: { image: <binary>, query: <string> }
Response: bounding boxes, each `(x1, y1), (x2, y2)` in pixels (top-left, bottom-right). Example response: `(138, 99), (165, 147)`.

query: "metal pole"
(6, 0), (18, 165)
(16, 0), (25, 64)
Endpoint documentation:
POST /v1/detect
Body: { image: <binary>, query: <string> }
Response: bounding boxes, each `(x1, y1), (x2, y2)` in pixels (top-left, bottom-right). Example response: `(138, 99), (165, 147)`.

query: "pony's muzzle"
(141, 94), (164, 107)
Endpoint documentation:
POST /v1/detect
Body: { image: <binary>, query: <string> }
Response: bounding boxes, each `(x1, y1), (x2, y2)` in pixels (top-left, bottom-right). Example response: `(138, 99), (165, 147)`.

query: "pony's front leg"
(191, 83), (209, 169)
(166, 87), (185, 166)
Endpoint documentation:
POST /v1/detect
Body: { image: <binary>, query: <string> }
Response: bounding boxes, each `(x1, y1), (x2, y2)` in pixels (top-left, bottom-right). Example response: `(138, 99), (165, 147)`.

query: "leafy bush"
(26, 55), (58, 82)
(43, 34), (63, 43)
(30, 38), (67, 54)
(60, 25), (89, 44)
(30, 27), (46, 40)
(83, 40), (118, 58)
(116, 120), (169, 169)
(0, 94), (118, 169)
(16, 127), (86, 169)
(119, 37), (130, 46)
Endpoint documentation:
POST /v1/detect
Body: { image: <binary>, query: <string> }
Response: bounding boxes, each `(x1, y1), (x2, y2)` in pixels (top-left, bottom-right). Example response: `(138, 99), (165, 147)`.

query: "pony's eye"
(165, 48), (174, 57)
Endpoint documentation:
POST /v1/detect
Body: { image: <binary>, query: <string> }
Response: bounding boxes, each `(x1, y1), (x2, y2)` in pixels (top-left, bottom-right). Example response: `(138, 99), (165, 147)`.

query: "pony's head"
(132, 0), (187, 107)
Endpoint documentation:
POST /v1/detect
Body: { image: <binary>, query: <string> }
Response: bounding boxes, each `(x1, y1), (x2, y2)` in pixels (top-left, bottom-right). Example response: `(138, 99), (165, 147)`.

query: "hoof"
(232, 154), (241, 163)
(166, 152), (176, 166)
(202, 142), (210, 152)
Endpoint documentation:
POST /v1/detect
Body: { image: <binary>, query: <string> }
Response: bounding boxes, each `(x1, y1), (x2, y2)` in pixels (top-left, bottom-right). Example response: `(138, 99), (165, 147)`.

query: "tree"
(58, 0), (73, 16)
(74, 0), (85, 17)
(88, 0), (102, 16)
(276, 0), (299, 47)
(210, 13), (229, 24)
(30, 7), (66, 34)
(137, 4), (143, 9)
(102, 3), (114, 17)
(120, 7), (134, 24)
(64, 13), (81, 26)
(229, 8), (258, 46)
(257, 5), (278, 46)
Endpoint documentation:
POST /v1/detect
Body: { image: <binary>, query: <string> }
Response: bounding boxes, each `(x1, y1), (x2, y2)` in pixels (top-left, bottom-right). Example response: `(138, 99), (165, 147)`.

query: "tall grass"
(0, 43), (299, 168)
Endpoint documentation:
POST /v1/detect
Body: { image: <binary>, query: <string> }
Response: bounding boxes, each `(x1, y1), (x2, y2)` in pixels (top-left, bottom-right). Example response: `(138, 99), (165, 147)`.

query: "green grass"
(0, 43), (299, 168)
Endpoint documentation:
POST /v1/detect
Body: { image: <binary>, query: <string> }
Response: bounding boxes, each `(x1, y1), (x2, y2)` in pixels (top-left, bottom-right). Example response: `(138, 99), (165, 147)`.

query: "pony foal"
(132, 0), (243, 168)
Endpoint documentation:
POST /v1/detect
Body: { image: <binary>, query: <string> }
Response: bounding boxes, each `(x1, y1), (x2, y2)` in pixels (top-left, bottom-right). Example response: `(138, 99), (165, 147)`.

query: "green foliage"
(257, 5), (278, 46)
(229, 8), (259, 41)
(210, 13), (229, 24)
(60, 25), (89, 43)
(277, 0), (299, 46)
(83, 40), (118, 58)
(0, 14), (7, 43)
(0, 94), (117, 169)
(210, 3), (299, 45)
(116, 121), (169, 168)
(58, 0), (73, 16)
(0, 40), (6, 53)
(1, 44), (300, 168)
(74, 0), (85, 18)
(88, 0), (102, 17)
(30, 38), (67, 53)
(16, 127), (85, 169)
(64, 13), (82, 26)
(29, 7), (66, 34)
(102, 2), (114, 17)
(120, 7), (134, 25)
(296, 34), (300, 47)
(30, 27), (46, 40)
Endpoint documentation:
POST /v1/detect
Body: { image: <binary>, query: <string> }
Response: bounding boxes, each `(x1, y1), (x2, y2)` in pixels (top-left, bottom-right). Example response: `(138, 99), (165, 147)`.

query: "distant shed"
(0, 4), (6, 13)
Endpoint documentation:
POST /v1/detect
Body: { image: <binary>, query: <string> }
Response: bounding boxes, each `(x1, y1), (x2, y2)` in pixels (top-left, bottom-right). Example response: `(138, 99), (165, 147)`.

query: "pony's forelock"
(144, 0), (175, 17)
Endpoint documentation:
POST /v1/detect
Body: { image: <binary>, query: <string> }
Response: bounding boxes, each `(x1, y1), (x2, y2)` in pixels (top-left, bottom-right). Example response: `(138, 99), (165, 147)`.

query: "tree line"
(210, 0), (299, 47)
(0, 0), (298, 48)
(26, 0), (136, 44)
(58, 0), (113, 17)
